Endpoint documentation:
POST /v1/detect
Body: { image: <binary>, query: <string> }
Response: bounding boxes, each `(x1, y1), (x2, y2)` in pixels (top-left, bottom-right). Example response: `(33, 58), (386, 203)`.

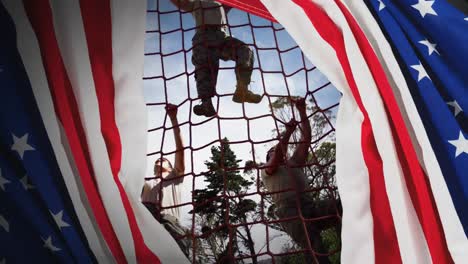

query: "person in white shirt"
(252, 98), (338, 263)
(141, 104), (189, 255)
(170, 0), (262, 117)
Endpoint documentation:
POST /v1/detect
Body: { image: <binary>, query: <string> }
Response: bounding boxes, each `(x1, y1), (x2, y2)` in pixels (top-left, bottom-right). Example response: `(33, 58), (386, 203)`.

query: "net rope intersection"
(143, 1), (341, 263)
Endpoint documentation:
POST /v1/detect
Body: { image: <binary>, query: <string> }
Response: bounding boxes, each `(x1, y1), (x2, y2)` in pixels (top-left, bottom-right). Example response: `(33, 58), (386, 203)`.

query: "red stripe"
(78, 0), (160, 263)
(23, 0), (126, 262)
(335, 2), (452, 263)
(291, 1), (402, 263)
(218, 0), (277, 22)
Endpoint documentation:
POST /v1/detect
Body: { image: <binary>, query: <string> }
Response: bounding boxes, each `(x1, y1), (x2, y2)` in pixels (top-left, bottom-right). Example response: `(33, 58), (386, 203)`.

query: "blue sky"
(142, 0), (340, 258)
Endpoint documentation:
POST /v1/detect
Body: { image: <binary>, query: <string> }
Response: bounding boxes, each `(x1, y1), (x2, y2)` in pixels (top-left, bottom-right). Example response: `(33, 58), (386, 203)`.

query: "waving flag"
(345, 0), (468, 262)
(1, 0), (188, 263)
(2, 0), (467, 263)
(220, 0), (468, 263)
(363, 0), (468, 233)
(0, 5), (96, 262)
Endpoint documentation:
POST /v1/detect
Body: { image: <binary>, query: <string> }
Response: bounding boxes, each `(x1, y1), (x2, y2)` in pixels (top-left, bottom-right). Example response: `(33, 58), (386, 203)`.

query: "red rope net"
(143, 1), (341, 263)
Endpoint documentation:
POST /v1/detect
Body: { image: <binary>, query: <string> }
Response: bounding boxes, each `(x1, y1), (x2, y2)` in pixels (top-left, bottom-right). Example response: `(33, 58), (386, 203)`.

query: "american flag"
(1, 5), (95, 262)
(361, 0), (468, 261)
(226, 0), (467, 263)
(1, 0), (187, 263)
(365, 0), (468, 235)
(1, 0), (467, 263)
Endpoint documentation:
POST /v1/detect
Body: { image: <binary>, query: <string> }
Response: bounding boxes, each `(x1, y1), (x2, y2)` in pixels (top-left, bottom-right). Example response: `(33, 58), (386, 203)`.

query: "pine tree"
(191, 138), (258, 263)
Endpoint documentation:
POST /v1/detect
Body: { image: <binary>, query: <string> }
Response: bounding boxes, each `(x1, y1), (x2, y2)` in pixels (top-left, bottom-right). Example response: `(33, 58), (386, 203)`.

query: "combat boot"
(193, 98), (216, 117)
(232, 83), (262, 104)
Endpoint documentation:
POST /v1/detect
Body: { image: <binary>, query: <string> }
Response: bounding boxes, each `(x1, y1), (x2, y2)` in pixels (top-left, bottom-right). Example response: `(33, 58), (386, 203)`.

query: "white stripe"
(310, 1), (431, 263)
(47, 0), (136, 262)
(259, 0), (375, 263)
(110, 0), (190, 262)
(56, 123), (116, 263)
(343, 1), (468, 261)
(1, 0), (113, 262)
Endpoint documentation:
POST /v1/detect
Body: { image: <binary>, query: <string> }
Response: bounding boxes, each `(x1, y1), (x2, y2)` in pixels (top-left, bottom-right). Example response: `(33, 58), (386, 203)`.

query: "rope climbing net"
(143, 1), (341, 263)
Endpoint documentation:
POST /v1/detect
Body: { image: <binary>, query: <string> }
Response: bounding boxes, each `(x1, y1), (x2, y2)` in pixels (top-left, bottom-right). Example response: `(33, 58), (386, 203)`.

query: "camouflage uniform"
(262, 166), (339, 263)
(276, 195), (337, 264)
(160, 214), (191, 258)
(192, 28), (254, 99)
(142, 203), (191, 260)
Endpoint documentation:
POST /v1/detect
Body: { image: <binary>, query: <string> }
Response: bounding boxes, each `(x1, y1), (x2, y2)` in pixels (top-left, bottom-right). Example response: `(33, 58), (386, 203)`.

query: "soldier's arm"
(170, 0), (195, 12)
(265, 120), (297, 175)
(166, 104), (185, 185)
(290, 98), (311, 165)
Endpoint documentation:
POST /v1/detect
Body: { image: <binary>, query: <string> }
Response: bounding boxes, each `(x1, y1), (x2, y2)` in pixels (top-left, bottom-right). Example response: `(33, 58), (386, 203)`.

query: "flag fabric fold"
(343, 0), (468, 262)
(0, 4), (95, 262)
(1, 0), (467, 263)
(1, 0), (188, 263)
(255, 0), (466, 263)
(362, 0), (468, 235)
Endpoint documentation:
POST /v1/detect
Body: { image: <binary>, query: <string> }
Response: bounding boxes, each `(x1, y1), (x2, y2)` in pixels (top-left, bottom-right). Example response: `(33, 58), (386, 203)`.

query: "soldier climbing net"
(143, 0), (341, 263)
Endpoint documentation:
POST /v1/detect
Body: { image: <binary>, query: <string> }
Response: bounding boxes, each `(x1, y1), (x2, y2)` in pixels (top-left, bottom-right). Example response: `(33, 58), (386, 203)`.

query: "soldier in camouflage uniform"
(245, 98), (340, 263)
(170, 0), (262, 117)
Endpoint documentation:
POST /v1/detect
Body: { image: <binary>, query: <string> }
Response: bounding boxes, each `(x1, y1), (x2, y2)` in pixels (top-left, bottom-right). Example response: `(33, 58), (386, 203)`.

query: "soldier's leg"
(302, 195), (332, 264)
(276, 202), (318, 263)
(161, 214), (191, 259)
(191, 32), (219, 116)
(220, 36), (261, 103)
(308, 228), (330, 264)
(142, 202), (162, 221)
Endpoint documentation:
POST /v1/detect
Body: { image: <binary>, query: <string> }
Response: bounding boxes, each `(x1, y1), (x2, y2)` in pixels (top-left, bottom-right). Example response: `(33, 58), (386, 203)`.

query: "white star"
(447, 100), (463, 117)
(50, 210), (70, 230)
(378, 0), (386, 11)
(465, 17), (468, 21)
(11, 133), (35, 159)
(418, 39), (439, 55)
(412, 0), (437, 18)
(410, 62), (431, 82)
(42, 236), (61, 252)
(448, 131), (468, 158)
(19, 175), (35, 190)
(0, 169), (10, 191)
(0, 215), (9, 232)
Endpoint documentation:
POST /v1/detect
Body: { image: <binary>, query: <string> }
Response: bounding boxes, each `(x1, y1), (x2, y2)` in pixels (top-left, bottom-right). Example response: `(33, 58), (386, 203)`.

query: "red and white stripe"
(3, 0), (188, 263)
(341, 1), (468, 262)
(2, 1), (112, 261)
(257, 0), (379, 262)
(6, 0), (466, 262)
(259, 0), (455, 263)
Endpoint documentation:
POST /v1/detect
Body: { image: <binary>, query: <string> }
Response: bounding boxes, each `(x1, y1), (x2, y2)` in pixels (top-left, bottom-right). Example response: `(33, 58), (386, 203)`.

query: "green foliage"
(277, 228), (341, 264)
(321, 228), (341, 264)
(311, 142), (336, 169)
(277, 242), (307, 264)
(191, 138), (255, 227)
(308, 142), (338, 201)
(270, 96), (292, 110)
(278, 253), (307, 264)
(270, 97), (335, 145)
(191, 138), (258, 262)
